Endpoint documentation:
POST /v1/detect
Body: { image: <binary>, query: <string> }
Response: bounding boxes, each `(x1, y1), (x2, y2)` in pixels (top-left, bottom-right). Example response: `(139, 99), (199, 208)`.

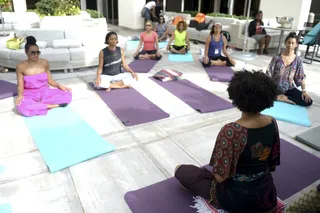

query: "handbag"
(6, 37), (25, 50)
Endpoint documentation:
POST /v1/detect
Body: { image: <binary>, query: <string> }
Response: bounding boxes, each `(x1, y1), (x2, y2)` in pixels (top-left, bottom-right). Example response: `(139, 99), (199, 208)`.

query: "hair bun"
(26, 36), (37, 45)
(289, 32), (297, 37)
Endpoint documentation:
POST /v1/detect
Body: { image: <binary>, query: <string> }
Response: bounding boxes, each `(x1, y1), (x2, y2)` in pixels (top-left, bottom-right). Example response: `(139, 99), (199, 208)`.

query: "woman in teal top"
(167, 21), (190, 54)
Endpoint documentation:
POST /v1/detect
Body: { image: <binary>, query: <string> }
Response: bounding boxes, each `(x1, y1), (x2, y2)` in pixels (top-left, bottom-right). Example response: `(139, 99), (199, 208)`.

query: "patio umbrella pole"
(231, 0), (256, 60)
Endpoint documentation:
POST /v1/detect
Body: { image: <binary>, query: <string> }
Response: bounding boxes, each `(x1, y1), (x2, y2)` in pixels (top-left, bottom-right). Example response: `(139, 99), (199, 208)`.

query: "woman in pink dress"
(15, 36), (72, 117)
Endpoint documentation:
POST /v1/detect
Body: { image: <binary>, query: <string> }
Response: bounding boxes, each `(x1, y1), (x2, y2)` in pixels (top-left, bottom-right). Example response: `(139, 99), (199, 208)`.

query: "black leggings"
(285, 88), (313, 107)
(134, 49), (162, 60)
(202, 56), (233, 67)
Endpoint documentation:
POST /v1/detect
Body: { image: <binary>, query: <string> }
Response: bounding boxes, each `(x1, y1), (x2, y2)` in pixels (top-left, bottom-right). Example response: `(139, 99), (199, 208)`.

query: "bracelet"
(302, 89), (306, 92)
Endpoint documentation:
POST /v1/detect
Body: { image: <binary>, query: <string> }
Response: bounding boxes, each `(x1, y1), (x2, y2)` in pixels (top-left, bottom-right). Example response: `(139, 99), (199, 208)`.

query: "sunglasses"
(30, 51), (41, 55)
(146, 24), (152, 27)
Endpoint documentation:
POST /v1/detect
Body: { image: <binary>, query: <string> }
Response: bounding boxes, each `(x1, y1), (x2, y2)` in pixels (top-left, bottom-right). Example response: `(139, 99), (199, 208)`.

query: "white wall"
(12, 0), (27, 13)
(260, 0), (312, 28)
(118, 0), (145, 30)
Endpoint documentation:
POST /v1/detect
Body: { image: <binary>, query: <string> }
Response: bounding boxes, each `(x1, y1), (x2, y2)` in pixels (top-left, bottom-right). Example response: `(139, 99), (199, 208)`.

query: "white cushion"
(52, 39), (82, 49)
(20, 41), (48, 49)
(0, 49), (12, 60)
(14, 29), (65, 47)
(10, 48), (70, 62)
(69, 47), (101, 61)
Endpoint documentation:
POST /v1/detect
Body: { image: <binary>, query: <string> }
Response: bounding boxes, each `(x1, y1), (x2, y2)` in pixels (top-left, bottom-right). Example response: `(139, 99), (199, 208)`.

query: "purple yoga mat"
(124, 139), (320, 212)
(0, 80), (17, 100)
(128, 59), (159, 73)
(204, 66), (234, 82)
(151, 78), (233, 113)
(89, 83), (169, 126)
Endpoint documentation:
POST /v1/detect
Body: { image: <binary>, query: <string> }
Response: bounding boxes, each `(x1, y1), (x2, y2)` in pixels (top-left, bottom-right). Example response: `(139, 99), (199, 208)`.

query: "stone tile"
(171, 120), (234, 164)
(0, 151), (47, 184)
(145, 138), (200, 176)
(0, 72), (17, 81)
(133, 75), (195, 118)
(0, 111), (36, 159)
(70, 97), (124, 135)
(69, 148), (166, 213)
(56, 77), (96, 101)
(0, 170), (84, 213)
(0, 97), (15, 113)
(129, 123), (168, 143)
(104, 131), (138, 150)
(50, 70), (77, 80)
(157, 108), (240, 136)
(75, 67), (96, 77)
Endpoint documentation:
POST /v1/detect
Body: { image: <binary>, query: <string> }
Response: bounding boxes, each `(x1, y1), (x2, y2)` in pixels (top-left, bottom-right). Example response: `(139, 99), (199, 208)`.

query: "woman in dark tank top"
(202, 23), (236, 67)
(94, 32), (138, 92)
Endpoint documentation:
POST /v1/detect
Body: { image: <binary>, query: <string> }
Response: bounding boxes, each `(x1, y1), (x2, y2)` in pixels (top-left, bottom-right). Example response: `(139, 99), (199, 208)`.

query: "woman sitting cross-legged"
(155, 15), (168, 42)
(167, 20), (190, 54)
(95, 32), (138, 92)
(133, 20), (162, 60)
(15, 36), (72, 117)
(175, 71), (281, 213)
(202, 23), (236, 67)
(267, 32), (313, 107)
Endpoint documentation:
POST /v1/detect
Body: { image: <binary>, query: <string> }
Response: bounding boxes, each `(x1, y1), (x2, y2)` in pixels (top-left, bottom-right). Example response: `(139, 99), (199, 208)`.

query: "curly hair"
(176, 20), (187, 31)
(227, 71), (277, 113)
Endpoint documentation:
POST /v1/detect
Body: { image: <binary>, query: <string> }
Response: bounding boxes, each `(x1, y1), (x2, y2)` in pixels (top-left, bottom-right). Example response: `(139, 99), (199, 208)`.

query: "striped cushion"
(153, 69), (183, 82)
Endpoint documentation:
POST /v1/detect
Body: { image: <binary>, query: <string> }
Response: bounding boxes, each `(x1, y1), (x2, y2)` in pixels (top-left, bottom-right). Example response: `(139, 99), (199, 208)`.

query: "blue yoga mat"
(24, 107), (115, 172)
(127, 41), (168, 51)
(262, 101), (311, 127)
(0, 165), (5, 173)
(169, 53), (194, 62)
(0, 204), (11, 213)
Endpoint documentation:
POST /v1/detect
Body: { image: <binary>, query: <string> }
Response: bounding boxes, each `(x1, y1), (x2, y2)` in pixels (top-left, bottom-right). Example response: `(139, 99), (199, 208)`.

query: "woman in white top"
(141, 1), (156, 22)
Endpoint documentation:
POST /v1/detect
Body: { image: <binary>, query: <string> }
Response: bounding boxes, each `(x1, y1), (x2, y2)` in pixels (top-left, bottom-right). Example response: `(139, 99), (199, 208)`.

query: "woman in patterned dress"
(267, 32), (313, 107)
(175, 71), (281, 213)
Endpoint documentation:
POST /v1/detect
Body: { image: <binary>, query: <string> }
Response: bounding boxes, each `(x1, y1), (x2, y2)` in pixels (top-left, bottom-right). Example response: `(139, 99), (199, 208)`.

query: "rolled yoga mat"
(24, 106), (115, 173)
(128, 59), (159, 73)
(262, 101), (311, 127)
(0, 80), (17, 100)
(124, 139), (320, 212)
(89, 83), (170, 126)
(296, 126), (320, 151)
(203, 66), (234, 82)
(151, 78), (233, 113)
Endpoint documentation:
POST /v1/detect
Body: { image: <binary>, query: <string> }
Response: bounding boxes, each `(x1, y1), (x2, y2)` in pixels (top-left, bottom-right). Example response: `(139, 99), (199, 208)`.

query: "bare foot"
(106, 88), (111, 92)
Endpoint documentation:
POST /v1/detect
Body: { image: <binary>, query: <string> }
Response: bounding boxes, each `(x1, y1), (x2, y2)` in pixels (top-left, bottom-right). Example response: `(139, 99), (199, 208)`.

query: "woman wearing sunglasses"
(156, 15), (168, 42)
(133, 20), (162, 60)
(15, 36), (72, 117)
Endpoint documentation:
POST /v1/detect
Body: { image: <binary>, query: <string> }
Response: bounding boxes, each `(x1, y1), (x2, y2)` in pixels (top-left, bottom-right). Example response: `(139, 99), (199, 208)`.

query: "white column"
(260, 0), (312, 28)
(214, 0), (220, 13)
(228, 0), (234, 15)
(80, 0), (87, 10)
(118, 0), (145, 29)
(12, 0), (27, 13)
(163, 0), (166, 12)
(198, 0), (202, 12)
(181, 0), (185, 12)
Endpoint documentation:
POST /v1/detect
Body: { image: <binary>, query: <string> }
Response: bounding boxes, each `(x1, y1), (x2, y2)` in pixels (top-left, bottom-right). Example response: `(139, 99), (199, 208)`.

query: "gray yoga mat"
(0, 80), (17, 100)
(89, 83), (169, 126)
(151, 78), (233, 113)
(204, 66), (234, 82)
(128, 59), (159, 73)
(296, 126), (320, 151)
(125, 139), (320, 212)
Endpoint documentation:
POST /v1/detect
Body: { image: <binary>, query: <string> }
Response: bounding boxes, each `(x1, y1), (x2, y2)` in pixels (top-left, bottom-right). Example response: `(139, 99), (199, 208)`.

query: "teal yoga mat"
(127, 41), (168, 51)
(0, 165), (4, 173)
(262, 101), (311, 127)
(0, 204), (11, 213)
(168, 53), (194, 62)
(24, 107), (115, 173)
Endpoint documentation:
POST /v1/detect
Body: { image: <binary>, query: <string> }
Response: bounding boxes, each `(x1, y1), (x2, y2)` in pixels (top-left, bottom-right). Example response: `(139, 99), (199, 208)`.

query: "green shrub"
(35, 0), (81, 16)
(0, 0), (13, 12)
(86, 9), (104, 18)
(182, 10), (198, 17)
